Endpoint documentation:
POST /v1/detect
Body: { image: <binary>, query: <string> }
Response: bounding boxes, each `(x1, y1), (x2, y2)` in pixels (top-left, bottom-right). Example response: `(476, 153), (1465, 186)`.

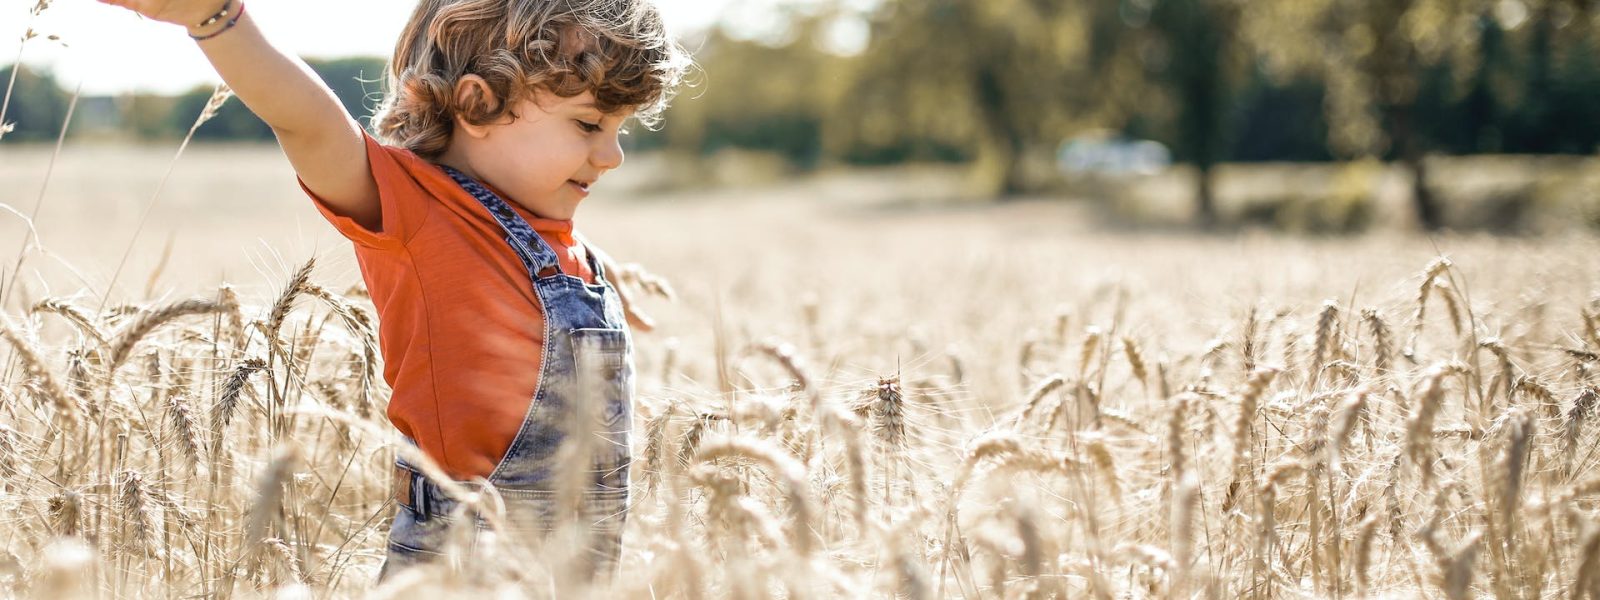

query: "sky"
(1, 0), (754, 95)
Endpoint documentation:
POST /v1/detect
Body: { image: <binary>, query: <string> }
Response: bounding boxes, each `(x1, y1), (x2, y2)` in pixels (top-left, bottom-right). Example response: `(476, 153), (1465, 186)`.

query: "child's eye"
(576, 120), (602, 133)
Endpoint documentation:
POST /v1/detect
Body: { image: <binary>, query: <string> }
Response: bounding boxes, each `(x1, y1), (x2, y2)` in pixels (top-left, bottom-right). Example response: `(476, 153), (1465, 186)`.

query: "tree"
(835, 0), (1090, 197)
(311, 57), (390, 131)
(1500, 0), (1600, 154)
(0, 64), (70, 143)
(1118, 0), (1251, 227)
(655, 17), (847, 167)
(1241, 0), (1498, 230)
(171, 57), (387, 141)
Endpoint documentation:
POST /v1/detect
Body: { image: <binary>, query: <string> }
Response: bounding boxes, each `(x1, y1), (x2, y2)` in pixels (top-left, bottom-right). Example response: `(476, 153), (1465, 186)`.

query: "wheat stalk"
(695, 436), (815, 556)
(96, 83), (235, 317)
(104, 298), (235, 374)
(1407, 365), (1451, 486)
(264, 259), (315, 342)
(1122, 336), (1149, 391)
(0, 315), (80, 423)
(873, 376), (906, 448)
(1406, 257), (1454, 358)
(165, 391), (201, 472)
(1362, 307), (1393, 374)
(211, 358), (268, 452)
(1314, 299), (1341, 375)
(47, 489), (81, 537)
(117, 469), (154, 558)
(31, 298), (107, 345)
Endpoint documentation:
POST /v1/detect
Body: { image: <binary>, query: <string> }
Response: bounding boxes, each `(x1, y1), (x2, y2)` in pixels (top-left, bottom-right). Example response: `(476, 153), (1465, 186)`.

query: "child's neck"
(434, 145), (483, 184)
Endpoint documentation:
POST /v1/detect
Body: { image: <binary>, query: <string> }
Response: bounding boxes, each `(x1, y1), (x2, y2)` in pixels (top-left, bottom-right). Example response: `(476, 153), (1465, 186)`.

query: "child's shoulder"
(306, 131), (445, 249)
(364, 131), (432, 174)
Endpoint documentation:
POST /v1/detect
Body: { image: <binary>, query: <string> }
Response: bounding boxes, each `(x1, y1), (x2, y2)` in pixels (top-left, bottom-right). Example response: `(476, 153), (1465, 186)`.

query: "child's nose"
(592, 136), (624, 171)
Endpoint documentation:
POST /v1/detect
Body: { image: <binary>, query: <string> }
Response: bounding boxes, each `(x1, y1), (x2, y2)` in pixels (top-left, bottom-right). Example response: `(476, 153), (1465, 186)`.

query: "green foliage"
(4, 0), (1600, 227)
(122, 94), (182, 140)
(1227, 73), (1334, 162)
(313, 57), (390, 130)
(829, 0), (1088, 195)
(0, 64), (69, 143)
(0, 56), (389, 142)
(170, 86), (270, 141)
(175, 57), (387, 141)
(651, 24), (845, 168)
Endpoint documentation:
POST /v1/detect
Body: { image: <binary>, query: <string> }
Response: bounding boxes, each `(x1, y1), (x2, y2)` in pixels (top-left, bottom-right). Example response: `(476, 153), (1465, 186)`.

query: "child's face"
(465, 87), (632, 221)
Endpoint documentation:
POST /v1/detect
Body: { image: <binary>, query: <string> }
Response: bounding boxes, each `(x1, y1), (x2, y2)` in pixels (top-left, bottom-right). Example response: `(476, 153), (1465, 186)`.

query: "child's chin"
(551, 204), (580, 220)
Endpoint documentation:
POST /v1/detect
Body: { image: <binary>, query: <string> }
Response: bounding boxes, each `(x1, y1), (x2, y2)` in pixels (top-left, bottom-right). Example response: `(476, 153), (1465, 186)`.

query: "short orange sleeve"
(298, 130), (433, 250)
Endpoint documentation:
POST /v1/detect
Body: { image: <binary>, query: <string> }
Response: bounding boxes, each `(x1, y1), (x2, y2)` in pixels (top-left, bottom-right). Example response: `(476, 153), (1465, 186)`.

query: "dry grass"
(8, 131), (1600, 600)
(8, 13), (1600, 596)
(6, 169), (1600, 597)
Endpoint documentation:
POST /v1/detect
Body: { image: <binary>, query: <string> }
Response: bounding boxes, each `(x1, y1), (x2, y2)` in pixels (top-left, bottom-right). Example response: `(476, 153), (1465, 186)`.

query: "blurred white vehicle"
(1057, 130), (1172, 177)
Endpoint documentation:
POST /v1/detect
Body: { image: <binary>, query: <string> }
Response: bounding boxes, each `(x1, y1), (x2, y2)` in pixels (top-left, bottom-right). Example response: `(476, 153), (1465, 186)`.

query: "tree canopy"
(5, 0), (1598, 228)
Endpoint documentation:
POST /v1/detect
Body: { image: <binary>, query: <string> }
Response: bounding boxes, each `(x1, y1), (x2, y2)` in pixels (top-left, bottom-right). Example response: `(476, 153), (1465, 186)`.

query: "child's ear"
(452, 74), (500, 139)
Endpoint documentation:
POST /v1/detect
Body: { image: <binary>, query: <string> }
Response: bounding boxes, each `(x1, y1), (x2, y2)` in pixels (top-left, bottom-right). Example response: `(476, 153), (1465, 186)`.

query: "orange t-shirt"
(299, 131), (596, 481)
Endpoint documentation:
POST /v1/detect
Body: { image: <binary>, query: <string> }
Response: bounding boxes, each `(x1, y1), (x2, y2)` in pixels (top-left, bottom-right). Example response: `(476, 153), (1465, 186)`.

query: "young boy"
(97, 0), (690, 583)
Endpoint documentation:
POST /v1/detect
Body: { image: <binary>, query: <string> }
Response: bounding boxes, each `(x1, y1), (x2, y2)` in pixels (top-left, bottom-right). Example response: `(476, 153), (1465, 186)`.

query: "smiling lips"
(568, 179), (591, 195)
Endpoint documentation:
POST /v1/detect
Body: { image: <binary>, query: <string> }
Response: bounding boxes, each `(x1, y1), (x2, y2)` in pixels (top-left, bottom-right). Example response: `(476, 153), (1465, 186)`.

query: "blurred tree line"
(0, 57), (384, 143)
(657, 0), (1599, 229)
(3, 0), (1598, 229)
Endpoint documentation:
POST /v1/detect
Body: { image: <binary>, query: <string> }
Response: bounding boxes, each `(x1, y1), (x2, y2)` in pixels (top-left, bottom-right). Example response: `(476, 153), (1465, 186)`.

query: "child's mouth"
(568, 180), (590, 194)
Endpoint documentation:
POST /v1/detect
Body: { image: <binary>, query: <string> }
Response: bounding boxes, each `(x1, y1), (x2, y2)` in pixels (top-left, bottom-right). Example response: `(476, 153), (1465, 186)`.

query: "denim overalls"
(376, 165), (635, 584)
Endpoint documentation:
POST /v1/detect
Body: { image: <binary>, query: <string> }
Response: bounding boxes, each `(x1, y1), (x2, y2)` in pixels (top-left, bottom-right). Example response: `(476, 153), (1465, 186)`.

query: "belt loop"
(405, 466), (429, 522)
(417, 471), (432, 522)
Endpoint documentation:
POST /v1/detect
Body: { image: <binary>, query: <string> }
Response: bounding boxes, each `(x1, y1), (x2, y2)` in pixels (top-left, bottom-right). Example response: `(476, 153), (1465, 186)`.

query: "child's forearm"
(188, 6), (378, 221)
(99, 0), (378, 225)
(189, 10), (352, 138)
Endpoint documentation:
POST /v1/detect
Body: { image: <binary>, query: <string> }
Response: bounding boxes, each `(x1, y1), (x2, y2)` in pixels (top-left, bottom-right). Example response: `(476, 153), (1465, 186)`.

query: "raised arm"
(99, 0), (382, 231)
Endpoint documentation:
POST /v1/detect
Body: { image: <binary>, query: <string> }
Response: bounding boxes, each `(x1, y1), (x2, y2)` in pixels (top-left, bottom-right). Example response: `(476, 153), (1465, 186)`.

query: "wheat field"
(7, 73), (1600, 597)
(5, 133), (1600, 599)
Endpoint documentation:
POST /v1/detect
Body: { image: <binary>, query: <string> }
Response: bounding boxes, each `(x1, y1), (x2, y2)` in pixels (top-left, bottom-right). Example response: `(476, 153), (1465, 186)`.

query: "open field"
(3, 144), (1600, 597)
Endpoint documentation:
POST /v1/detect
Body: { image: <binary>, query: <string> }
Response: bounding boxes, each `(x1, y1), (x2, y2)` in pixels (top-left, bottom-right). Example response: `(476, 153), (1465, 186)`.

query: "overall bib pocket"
(568, 327), (633, 492)
(568, 328), (632, 427)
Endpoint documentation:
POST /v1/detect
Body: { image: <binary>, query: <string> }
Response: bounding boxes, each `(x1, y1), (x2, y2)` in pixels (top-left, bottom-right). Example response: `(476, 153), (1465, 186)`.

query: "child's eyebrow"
(572, 100), (634, 119)
(573, 102), (608, 116)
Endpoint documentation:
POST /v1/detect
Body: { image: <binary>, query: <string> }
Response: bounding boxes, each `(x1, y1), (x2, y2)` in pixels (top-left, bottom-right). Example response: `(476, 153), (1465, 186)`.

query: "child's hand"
(97, 0), (228, 30)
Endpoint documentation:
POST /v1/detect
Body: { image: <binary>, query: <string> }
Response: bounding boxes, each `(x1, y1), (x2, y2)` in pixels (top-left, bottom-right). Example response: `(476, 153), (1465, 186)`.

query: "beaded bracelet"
(190, 1), (246, 41)
(194, 0), (235, 29)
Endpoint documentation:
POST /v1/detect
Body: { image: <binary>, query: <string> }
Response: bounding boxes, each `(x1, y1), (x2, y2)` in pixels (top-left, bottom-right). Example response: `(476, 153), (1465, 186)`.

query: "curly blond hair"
(373, 0), (690, 159)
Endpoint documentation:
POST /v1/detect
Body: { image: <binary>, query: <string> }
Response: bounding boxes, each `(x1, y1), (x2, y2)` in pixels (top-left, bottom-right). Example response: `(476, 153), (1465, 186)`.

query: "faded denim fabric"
(376, 165), (635, 585)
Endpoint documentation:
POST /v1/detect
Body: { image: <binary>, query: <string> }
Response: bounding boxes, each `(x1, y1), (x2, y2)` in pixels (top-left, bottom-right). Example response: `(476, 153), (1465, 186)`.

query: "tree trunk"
(1159, 0), (1232, 228)
(973, 54), (1028, 199)
(1391, 105), (1444, 230)
(1525, 0), (1555, 151)
(1364, 0), (1440, 231)
(1195, 163), (1218, 229)
(999, 135), (1028, 198)
(1407, 151), (1440, 231)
